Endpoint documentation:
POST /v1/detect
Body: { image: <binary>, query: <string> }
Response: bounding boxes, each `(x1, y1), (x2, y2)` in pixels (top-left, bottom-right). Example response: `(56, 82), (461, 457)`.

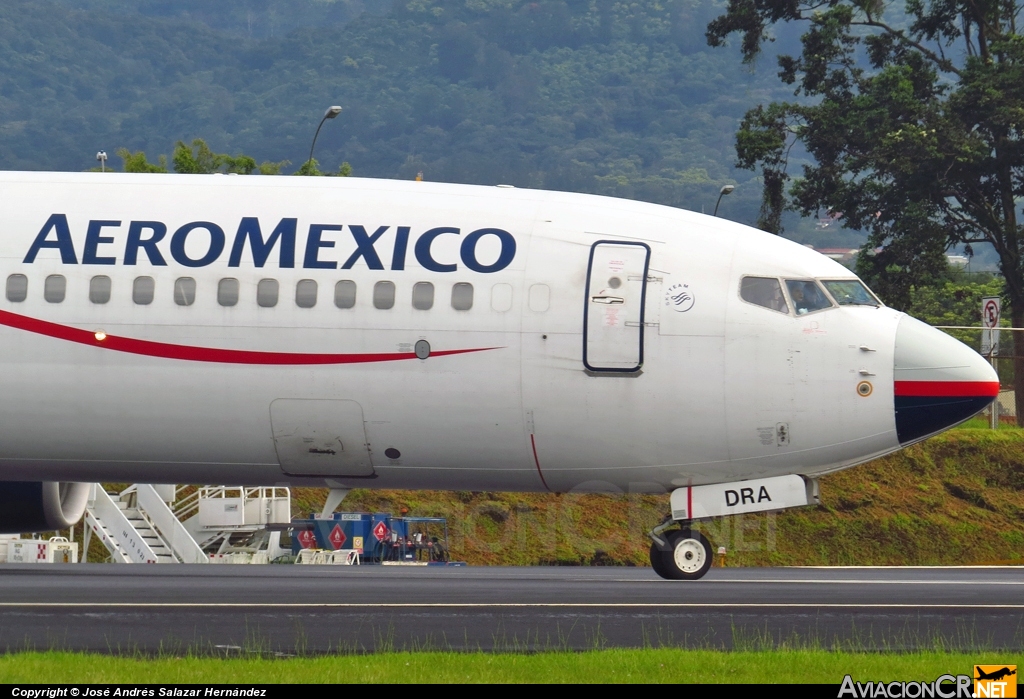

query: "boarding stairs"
(175, 486), (291, 560)
(83, 484), (290, 563)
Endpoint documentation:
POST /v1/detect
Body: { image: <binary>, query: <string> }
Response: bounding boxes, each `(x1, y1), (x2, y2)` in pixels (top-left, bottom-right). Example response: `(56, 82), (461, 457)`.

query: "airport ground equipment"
(177, 486), (291, 556)
(0, 536), (78, 563)
(289, 512), (458, 565)
(81, 484), (291, 563)
(0, 535), (14, 562)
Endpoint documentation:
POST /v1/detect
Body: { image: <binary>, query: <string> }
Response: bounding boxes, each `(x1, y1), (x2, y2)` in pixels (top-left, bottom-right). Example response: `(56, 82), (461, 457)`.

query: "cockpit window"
(821, 280), (880, 307)
(785, 279), (833, 315)
(740, 277), (789, 314)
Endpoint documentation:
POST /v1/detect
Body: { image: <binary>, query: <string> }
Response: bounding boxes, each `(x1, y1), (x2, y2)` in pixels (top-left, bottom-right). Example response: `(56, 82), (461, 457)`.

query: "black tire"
(649, 540), (670, 578)
(660, 529), (713, 580)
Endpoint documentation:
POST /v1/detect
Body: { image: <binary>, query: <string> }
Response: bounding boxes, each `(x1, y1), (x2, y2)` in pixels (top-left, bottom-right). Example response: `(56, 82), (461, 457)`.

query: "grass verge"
(0, 650), (1014, 683)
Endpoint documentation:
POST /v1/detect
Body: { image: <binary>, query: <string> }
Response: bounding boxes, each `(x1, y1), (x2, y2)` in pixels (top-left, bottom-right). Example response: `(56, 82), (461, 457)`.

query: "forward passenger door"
(583, 241), (650, 373)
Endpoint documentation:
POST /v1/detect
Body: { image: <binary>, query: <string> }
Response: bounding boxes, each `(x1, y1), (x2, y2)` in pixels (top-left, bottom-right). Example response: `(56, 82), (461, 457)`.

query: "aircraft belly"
(0, 325), (530, 486)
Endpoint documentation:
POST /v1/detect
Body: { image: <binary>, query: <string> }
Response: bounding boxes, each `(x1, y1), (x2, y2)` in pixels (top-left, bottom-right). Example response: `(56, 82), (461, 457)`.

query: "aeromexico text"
(22, 214), (517, 272)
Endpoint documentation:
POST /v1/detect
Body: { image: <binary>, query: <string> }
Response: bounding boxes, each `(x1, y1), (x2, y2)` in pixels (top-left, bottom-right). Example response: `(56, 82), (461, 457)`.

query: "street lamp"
(96, 151), (107, 173)
(713, 184), (735, 217)
(305, 106), (342, 174)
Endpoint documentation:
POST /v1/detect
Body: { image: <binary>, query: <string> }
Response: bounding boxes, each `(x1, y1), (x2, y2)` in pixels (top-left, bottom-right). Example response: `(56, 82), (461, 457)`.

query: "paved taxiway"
(0, 565), (1020, 652)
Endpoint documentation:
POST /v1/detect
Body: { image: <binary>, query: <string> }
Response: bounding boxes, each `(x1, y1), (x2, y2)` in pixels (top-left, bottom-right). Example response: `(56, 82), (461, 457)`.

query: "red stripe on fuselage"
(0, 308), (499, 365)
(894, 380), (1000, 397)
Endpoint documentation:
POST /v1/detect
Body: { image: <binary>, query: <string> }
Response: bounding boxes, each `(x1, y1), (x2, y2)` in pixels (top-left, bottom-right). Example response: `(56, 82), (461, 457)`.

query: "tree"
(114, 140), (298, 176)
(707, 0), (1024, 422)
(172, 138), (290, 175)
(294, 158), (353, 177)
(116, 148), (168, 173)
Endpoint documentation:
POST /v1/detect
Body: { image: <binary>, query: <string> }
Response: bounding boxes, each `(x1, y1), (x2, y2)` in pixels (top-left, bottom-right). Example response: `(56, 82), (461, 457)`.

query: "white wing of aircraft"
(0, 172), (997, 579)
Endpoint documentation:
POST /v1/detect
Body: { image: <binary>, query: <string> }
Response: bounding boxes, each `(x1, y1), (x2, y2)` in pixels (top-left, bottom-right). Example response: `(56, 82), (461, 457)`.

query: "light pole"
(305, 106), (342, 174)
(96, 151), (107, 173)
(713, 184), (735, 217)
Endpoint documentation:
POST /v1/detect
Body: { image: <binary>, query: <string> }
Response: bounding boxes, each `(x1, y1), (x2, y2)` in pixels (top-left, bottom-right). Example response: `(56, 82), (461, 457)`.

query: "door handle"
(591, 295), (625, 305)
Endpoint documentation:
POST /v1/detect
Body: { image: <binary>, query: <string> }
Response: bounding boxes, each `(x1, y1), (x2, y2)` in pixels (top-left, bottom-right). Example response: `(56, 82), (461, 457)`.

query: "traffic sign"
(328, 524), (347, 550)
(296, 530), (316, 549)
(373, 521), (388, 542)
(983, 297), (1001, 328)
(981, 297), (1001, 356)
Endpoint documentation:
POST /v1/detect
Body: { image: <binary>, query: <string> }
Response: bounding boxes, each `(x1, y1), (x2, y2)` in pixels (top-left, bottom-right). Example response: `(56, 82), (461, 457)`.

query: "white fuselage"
(0, 172), (982, 494)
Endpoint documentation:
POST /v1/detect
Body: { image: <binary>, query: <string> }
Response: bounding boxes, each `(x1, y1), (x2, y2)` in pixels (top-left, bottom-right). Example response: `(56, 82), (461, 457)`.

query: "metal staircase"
(83, 484), (290, 563)
(174, 486), (291, 555)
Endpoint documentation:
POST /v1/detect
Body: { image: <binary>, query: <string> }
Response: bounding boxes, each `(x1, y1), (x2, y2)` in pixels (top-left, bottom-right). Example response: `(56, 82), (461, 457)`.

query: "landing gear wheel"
(656, 529), (713, 581)
(649, 540), (669, 578)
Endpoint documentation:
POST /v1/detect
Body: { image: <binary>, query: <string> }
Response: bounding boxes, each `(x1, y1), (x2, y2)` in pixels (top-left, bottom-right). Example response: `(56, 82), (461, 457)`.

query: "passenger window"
(44, 275), (66, 303)
(412, 282), (434, 310)
(491, 283), (513, 312)
(218, 278), (239, 307)
(334, 280), (356, 309)
(740, 277), (788, 314)
(257, 279), (279, 308)
(528, 284), (550, 312)
(133, 276), (154, 305)
(6, 274), (27, 302)
(451, 282), (473, 311)
(786, 279), (833, 315)
(373, 281), (395, 309)
(89, 275), (111, 304)
(296, 279), (317, 308)
(174, 277), (196, 306)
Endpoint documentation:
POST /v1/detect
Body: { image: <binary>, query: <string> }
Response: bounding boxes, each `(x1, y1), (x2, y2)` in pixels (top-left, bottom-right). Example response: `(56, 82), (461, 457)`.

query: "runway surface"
(0, 565), (1021, 652)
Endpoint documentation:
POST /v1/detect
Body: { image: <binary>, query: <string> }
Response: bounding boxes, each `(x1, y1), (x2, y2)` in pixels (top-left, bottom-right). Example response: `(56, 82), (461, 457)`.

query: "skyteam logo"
(22, 215), (517, 273)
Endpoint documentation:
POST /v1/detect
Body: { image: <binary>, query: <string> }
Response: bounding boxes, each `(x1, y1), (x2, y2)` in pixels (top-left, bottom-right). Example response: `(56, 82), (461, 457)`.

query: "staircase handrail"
(82, 508), (133, 563)
(89, 487), (161, 563)
(172, 489), (202, 521)
(136, 484), (208, 564)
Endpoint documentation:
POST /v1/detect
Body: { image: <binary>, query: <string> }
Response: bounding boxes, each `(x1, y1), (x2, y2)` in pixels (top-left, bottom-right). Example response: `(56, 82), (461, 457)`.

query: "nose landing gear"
(649, 517), (714, 580)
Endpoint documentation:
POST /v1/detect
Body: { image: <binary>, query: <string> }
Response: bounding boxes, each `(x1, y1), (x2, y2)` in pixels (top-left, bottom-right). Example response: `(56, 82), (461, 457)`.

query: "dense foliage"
(0, 0), (850, 237)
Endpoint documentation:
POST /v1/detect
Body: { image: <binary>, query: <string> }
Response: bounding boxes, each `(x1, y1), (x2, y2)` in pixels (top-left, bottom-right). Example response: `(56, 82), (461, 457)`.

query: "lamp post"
(713, 184), (735, 217)
(305, 106), (342, 174)
(96, 151), (107, 173)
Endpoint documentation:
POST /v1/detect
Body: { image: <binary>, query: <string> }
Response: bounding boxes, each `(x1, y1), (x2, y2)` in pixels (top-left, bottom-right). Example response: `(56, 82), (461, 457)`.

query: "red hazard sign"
(373, 521), (389, 542)
(296, 530), (316, 549)
(328, 524), (347, 550)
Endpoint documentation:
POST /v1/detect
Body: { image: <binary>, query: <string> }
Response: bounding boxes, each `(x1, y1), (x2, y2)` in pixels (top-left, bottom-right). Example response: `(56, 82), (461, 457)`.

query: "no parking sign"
(981, 297), (1001, 356)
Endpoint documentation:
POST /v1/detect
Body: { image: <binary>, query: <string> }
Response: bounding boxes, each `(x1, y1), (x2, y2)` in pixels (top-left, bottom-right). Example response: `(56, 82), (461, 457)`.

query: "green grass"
(953, 417), (1022, 430)
(0, 650), (1016, 683)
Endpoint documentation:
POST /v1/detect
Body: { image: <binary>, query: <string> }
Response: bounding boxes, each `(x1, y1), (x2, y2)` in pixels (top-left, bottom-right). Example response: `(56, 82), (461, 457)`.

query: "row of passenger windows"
(740, 276), (879, 315)
(5, 274), (480, 311)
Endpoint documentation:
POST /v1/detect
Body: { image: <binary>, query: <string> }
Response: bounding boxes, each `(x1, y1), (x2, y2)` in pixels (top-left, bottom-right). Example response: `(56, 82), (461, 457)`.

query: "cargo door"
(271, 399), (375, 477)
(583, 241), (651, 372)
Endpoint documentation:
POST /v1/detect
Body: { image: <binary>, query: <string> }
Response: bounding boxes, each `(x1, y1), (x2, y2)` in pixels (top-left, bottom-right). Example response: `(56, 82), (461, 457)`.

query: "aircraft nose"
(894, 315), (1000, 444)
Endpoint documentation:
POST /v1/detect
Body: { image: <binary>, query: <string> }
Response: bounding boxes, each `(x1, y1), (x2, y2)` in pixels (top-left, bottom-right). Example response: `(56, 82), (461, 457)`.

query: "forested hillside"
(0, 0), (858, 241)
